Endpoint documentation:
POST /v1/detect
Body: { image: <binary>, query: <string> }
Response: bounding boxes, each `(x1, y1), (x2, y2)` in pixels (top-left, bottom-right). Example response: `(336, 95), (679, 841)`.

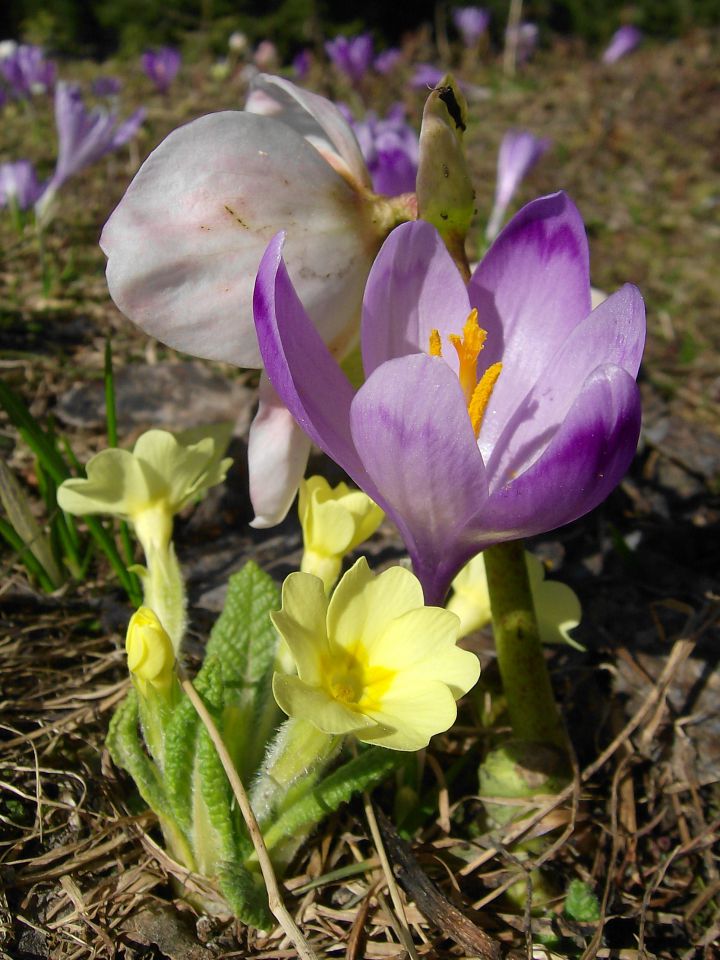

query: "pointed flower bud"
(416, 75), (475, 274)
(271, 558), (480, 751)
(126, 607), (176, 696)
(299, 476), (384, 593)
(447, 551), (583, 648)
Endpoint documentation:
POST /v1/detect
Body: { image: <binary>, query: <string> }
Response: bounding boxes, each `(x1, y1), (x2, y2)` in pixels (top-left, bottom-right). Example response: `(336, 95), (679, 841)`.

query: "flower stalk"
(483, 540), (567, 749)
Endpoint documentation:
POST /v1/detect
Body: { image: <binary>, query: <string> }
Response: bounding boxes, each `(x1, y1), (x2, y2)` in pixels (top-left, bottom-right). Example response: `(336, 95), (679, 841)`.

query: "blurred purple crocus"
(507, 22), (539, 64)
(374, 48), (402, 75)
(325, 34), (374, 84)
(0, 160), (45, 211)
(452, 7), (491, 46)
(35, 83), (145, 220)
(141, 47), (181, 93)
(0, 44), (56, 98)
(602, 26), (642, 64)
(486, 129), (550, 241)
(254, 193), (645, 604)
(92, 75), (122, 97)
(342, 103), (418, 196)
(410, 63), (446, 90)
(292, 49), (312, 81)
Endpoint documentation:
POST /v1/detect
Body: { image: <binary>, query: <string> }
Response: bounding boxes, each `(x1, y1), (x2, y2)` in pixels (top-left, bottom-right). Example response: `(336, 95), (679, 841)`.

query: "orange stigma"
(428, 309), (502, 438)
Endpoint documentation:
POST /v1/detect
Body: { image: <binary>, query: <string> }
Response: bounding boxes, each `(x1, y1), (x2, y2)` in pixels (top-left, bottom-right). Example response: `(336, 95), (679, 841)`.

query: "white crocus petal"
(249, 373), (312, 528)
(101, 110), (379, 370)
(247, 73), (372, 191)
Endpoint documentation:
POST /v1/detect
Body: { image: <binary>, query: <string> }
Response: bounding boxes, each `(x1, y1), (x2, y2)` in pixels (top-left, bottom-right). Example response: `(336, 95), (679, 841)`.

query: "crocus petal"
(478, 364), (641, 540)
(248, 373), (312, 528)
(485, 283), (646, 487)
(271, 571), (329, 684)
(350, 354), (488, 601)
(327, 558), (425, 654)
(469, 192), (591, 456)
(247, 74), (371, 191)
(362, 220), (470, 378)
(102, 112), (376, 369)
(272, 674), (375, 734)
(254, 233), (380, 499)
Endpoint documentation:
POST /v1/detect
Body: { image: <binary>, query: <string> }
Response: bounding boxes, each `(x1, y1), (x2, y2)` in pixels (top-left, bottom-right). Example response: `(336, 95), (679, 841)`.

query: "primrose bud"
(126, 606), (176, 696)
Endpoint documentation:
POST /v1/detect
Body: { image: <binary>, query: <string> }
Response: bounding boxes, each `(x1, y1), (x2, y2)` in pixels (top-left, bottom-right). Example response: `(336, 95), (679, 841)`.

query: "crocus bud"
(416, 75), (475, 276)
(126, 607), (175, 696)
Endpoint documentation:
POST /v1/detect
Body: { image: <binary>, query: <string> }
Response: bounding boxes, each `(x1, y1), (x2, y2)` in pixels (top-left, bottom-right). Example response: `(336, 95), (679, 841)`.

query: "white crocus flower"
(100, 74), (415, 528)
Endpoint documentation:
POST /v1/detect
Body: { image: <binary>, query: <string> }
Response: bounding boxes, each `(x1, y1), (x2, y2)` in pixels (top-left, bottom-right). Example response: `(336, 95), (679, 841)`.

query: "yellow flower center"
(322, 645), (395, 713)
(429, 308), (502, 439)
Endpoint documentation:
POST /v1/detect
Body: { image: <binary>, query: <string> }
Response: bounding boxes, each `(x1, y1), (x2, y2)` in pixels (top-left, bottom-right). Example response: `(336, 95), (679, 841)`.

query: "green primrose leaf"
(206, 560), (281, 685)
(262, 746), (402, 870)
(564, 878), (601, 923)
(217, 863), (273, 930)
(206, 561), (282, 777)
(107, 690), (171, 817)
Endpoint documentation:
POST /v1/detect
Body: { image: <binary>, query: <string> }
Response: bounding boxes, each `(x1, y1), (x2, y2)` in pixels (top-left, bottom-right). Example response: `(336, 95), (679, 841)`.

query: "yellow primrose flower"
(299, 476), (384, 592)
(447, 552), (583, 649)
(126, 606), (176, 696)
(58, 426), (232, 553)
(271, 557), (480, 751)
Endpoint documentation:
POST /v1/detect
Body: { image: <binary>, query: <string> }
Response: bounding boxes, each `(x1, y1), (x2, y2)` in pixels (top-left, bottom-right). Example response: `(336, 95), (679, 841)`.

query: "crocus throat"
(429, 309), (502, 439)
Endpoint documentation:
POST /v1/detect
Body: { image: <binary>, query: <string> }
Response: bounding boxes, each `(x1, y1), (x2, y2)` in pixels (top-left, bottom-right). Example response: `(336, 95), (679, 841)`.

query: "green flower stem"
(483, 540), (567, 749)
(141, 543), (187, 651)
(251, 718), (341, 824)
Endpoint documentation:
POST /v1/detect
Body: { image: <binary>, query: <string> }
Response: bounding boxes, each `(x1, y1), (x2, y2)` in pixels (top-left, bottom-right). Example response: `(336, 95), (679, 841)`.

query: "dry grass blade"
(178, 670), (320, 960)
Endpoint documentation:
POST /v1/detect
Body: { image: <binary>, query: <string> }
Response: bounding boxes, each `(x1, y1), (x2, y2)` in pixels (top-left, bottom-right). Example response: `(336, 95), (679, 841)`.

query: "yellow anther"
(428, 328), (442, 357)
(468, 362), (503, 438)
(448, 309), (488, 403)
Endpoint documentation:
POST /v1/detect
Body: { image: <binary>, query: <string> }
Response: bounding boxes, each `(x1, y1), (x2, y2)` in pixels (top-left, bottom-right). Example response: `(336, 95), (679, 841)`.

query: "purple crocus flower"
(325, 34), (374, 84)
(0, 160), (45, 210)
(602, 26), (642, 64)
(35, 83), (145, 220)
(0, 44), (56, 98)
(292, 48), (312, 80)
(343, 103), (419, 196)
(92, 75), (122, 97)
(374, 48), (402, 75)
(253, 192), (645, 605)
(506, 22), (539, 64)
(141, 47), (181, 93)
(452, 7), (491, 46)
(486, 129), (550, 241)
(409, 63), (446, 90)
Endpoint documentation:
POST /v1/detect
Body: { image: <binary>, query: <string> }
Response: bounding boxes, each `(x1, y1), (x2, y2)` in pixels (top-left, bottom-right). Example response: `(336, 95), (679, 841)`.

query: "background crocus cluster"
(36, 83), (145, 220)
(602, 25), (643, 64)
(452, 7), (491, 47)
(141, 47), (181, 93)
(0, 160), (44, 212)
(325, 33), (374, 84)
(340, 103), (419, 197)
(486, 129), (550, 240)
(0, 43), (56, 98)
